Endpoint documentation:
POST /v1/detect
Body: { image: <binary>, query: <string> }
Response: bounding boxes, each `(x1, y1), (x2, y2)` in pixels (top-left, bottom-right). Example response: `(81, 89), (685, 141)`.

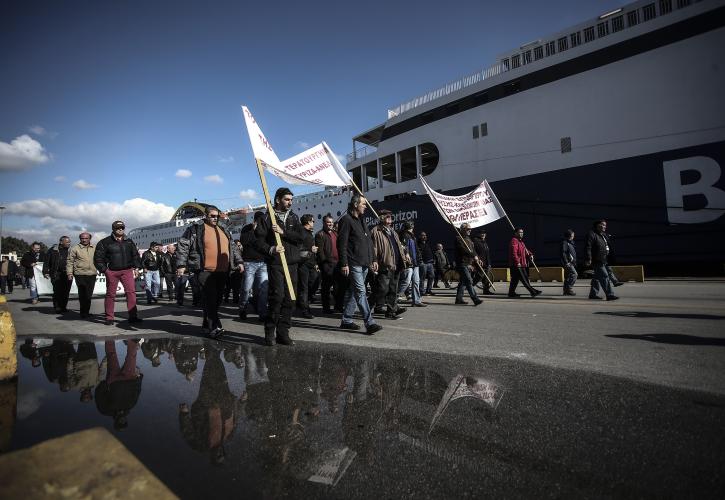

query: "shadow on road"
(606, 333), (725, 346)
(595, 311), (725, 320)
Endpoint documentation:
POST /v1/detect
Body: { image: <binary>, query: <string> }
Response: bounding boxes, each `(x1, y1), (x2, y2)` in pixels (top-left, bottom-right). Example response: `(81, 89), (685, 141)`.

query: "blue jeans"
(590, 264), (613, 297)
(398, 266), (421, 304)
(145, 270), (160, 300)
(342, 266), (375, 327)
(240, 261), (268, 318)
(564, 263), (578, 290)
(456, 265), (479, 302)
(28, 276), (38, 300)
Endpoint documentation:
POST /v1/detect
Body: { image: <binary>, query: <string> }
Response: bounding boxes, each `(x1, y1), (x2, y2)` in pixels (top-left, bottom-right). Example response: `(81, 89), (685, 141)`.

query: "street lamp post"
(0, 206), (5, 258)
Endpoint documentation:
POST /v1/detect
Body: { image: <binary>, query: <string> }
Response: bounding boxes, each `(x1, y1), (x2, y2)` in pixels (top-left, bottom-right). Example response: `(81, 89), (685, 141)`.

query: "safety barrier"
(0, 295), (17, 381)
(610, 265), (645, 282)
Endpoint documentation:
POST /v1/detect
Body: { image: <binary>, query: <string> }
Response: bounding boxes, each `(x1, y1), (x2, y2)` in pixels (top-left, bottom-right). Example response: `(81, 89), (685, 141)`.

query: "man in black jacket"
(20, 242), (45, 304)
(417, 231), (436, 296)
(176, 207), (242, 337)
(160, 243), (177, 301)
(337, 193), (382, 335)
(254, 188), (304, 346)
(561, 229), (578, 296)
(315, 214), (344, 314)
(93, 220), (143, 325)
(584, 219), (618, 301)
(454, 224), (482, 306)
(239, 211), (268, 321)
(296, 214), (318, 319)
(43, 236), (73, 313)
(141, 242), (162, 304)
(471, 231), (494, 295)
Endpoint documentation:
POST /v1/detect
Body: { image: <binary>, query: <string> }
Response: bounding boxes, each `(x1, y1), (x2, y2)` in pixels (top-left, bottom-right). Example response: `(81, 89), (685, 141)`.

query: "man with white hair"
(66, 232), (98, 318)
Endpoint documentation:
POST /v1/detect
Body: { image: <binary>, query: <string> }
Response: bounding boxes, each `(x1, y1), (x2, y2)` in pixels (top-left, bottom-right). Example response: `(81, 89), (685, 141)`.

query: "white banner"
(241, 106), (351, 187)
(33, 263), (146, 296)
(419, 175), (506, 228)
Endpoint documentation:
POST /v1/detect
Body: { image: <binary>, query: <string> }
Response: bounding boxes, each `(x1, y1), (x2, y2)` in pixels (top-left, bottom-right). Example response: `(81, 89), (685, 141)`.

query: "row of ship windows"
(502, 0), (696, 70)
(348, 143), (440, 192)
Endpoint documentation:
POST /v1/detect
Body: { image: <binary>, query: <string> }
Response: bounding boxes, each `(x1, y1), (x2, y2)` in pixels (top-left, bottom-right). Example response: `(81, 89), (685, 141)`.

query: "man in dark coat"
(20, 241), (46, 304)
(93, 221), (143, 324)
(471, 230), (494, 295)
(43, 236), (73, 313)
(315, 214), (344, 314)
(584, 219), (618, 301)
(561, 229), (578, 296)
(254, 188), (304, 346)
(454, 224), (482, 306)
(296, 214), (318, 319)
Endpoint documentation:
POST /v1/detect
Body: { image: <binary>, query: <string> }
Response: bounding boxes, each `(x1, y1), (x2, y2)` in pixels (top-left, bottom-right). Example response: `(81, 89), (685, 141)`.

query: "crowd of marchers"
(5, 187), (623, 346)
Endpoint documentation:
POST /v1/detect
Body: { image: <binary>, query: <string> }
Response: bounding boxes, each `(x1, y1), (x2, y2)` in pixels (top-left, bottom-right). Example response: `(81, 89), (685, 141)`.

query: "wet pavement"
(4, 335), (725, 498)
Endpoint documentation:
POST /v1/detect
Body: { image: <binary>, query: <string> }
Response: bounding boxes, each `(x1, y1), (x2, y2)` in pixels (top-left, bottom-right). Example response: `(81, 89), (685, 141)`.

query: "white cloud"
(295, 141), (310, 150)
(29, 125), (47, 136)
(239, 189), (258, 200)
(0, 134), (51, 171)
(204, 174), (223, 184)
(72, 179), (99, 190)
(217, 155), (234, 163)
(54, 176), (66, 182)
(4, 198), (176, 242)
(175, 168), (192, 178)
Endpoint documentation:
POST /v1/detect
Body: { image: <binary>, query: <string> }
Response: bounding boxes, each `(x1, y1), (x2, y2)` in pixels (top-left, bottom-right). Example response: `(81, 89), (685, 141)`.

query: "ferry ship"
(129, 0), (724, 271)
(345, 0), (725, 271)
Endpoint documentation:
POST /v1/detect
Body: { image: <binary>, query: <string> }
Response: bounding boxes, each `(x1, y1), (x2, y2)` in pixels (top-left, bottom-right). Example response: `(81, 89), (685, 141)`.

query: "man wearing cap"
(141, 242), (162, 304)
(94, 221), (143, 324)
(370, 209), (407, 319)
(66, 232), (98, 318)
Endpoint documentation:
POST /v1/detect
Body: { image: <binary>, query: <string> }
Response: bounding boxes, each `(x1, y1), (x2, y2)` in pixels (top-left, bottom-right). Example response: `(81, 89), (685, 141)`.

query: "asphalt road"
(6, 279), (725, 395)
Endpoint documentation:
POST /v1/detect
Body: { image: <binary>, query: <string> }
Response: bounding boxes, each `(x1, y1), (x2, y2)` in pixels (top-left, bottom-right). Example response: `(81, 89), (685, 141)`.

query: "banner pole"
(255, 158), (296, 301)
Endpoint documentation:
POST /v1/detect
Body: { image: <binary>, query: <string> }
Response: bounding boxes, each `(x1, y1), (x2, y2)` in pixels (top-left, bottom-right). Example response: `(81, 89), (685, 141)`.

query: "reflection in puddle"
(7, 336), (725, 498)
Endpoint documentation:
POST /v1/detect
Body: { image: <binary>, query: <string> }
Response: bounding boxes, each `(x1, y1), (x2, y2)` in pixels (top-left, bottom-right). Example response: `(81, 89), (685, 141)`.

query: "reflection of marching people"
(254, 188), (303, 346)
(67, 342), (101, 403)
(95, 340), (143, 430)
(507, 228), (542, 298)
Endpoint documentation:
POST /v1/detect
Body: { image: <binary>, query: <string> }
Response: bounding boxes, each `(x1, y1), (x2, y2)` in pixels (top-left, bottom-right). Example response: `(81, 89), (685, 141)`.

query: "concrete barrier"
(0, 295), (17, 381)
(529, 267), (565, 283)
(0, 427), (178, 499)
(610, 265), (645, 282)
(491, 268), (511, 282)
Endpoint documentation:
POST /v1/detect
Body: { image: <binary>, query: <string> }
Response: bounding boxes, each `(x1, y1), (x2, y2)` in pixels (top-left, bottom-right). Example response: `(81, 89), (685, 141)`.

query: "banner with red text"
(241, 105), (282, 170)
(419, 175), (506, 228)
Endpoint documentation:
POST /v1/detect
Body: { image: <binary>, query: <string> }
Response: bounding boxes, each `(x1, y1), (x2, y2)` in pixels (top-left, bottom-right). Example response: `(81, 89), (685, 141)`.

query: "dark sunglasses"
(113, 225), (125, 230)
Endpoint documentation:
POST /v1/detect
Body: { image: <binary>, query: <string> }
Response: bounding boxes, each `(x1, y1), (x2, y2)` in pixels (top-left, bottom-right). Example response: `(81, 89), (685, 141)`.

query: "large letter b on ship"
(663, 157), (725, 224)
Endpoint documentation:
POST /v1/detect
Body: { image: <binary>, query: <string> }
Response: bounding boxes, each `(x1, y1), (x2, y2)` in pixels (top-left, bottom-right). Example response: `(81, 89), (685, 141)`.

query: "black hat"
(150, 241), (159, 247)
(111, 220), (125, 229)
(379, 209), (393, 216)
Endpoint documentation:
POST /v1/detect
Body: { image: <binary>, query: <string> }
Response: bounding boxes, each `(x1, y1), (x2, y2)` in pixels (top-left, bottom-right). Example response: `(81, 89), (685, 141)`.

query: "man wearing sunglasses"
(93, 220), (143, 325)
(176, 206), (243, 337)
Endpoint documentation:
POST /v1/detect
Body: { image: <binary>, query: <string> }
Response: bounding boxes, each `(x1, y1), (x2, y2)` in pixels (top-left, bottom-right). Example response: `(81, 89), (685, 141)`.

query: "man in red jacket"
(507, 228), (542, 298)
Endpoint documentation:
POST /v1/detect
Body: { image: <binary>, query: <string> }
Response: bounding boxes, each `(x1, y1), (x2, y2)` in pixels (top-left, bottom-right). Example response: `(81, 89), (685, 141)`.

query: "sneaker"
(128, 317), (143, 324)
(394, 306), (407, 315)
(209, 327), (225, 339)
(473, 298), (483, 306)
(606, 295), (620, 301)
(385, 311), (403, 320)
(530, 289), (543, 297)
(613, 282), (624, 287)
(412, 302), (427, 307)
(339, 322), (361, 331)
(455, 299), (468, 305)
(366, 323), (383, 335)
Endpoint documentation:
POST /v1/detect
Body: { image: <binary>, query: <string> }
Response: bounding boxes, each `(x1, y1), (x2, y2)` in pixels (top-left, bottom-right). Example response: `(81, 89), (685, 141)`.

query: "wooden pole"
(255, 158), (296, 301)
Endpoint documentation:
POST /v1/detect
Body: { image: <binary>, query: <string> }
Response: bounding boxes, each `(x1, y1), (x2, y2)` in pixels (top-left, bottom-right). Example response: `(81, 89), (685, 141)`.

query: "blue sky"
(0, 0), (620, 244)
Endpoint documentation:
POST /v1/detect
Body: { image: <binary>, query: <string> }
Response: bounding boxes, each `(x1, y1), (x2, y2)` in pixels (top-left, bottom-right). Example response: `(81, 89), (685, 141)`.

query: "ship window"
(611, 15), (624, 32)
(659, 0), (672, 14)
(522, 50), (532, 65)
(511, 54), (520, 68)
(472, 125), (479, 139)
(350, 166), (362, 191)
(676, 0), (691, 9)
(420, 143), (439, 176)
(399, 147), (417, 182)
(642, 3), (656, 21)
(337, 211), (341, 216)
(501, 58), (510, 71)
(480, 123), (488, 137)
(545, 40), (555, 56)
(557, 37), (568, 52)
(597, 21), (610, 38)
(364, 160), (378, 191)
(380, 154), (396, 184)
(569, 31), (581, 47)
(533, 46), (543, 60)
(627, 10), (640, 26)
(584, 26), (595, 42)
(561, 137), (572, 154)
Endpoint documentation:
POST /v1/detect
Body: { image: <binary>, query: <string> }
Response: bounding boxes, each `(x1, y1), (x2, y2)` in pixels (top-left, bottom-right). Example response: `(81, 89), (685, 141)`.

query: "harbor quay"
(2, 279), (725, 498)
